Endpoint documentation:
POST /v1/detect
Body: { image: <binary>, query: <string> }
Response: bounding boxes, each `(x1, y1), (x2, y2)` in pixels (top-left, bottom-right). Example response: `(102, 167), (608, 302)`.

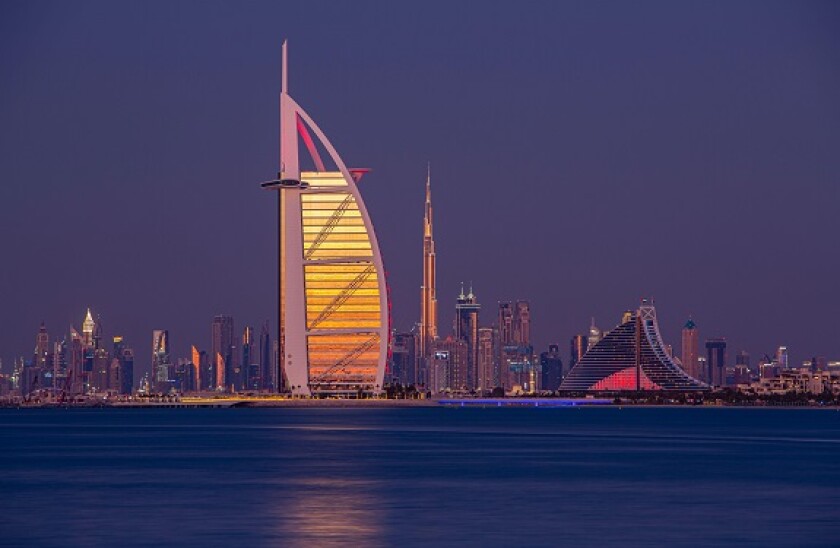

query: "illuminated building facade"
(263, 42), (388, 397)
(570, 334), (587, 371)
(560, 300), (709, 391)
(430, 336), (468, 393)
(420, 165), (438, 371)
(455, 284), (480, 389)
(587, 318), (602, 349)
(681, 318), (700, 380)
(477, 327), (496, 392)
(211, 315), (234, 390)
(152, 329), (171, 392)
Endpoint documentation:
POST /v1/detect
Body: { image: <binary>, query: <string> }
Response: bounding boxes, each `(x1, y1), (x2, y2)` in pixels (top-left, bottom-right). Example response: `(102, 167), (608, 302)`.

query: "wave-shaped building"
(262, 43), (388, 397)
(560, 300), (708, 391)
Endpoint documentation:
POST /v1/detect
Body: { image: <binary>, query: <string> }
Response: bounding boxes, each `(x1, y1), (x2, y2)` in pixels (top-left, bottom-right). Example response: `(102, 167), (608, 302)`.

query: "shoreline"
(1, 397), (838, 410)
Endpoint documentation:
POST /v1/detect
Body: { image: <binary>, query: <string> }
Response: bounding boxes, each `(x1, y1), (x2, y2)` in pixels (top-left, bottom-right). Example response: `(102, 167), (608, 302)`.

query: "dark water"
(2, 407), (839, 547)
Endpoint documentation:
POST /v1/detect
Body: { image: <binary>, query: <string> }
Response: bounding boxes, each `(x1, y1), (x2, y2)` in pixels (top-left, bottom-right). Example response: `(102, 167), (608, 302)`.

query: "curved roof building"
(560, 300), (708, 391)
(264, 42), (388, 397)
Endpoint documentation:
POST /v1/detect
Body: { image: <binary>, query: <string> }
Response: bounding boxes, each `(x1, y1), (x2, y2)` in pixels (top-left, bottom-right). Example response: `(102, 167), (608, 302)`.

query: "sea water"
(1, 407), (838, 546)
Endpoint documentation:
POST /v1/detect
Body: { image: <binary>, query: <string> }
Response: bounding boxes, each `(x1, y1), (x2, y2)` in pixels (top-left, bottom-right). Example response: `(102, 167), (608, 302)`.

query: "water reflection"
(272, 477), (383, 546)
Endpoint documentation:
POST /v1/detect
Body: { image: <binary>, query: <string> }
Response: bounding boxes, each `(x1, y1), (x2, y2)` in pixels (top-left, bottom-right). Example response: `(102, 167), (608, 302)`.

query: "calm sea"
(1, 407), (839, 547)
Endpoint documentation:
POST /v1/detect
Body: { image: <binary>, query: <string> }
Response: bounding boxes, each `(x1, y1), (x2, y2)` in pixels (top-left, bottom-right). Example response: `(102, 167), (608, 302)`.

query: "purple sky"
(1, 1), (839, 377)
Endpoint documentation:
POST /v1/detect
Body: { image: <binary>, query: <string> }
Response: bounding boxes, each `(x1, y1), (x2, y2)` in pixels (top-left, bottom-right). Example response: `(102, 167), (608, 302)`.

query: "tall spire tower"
(420, 164), (438, 364)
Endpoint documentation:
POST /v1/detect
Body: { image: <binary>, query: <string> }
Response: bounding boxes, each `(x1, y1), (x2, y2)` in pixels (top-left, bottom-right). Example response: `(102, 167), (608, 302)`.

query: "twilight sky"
(1, 0), (839, 377)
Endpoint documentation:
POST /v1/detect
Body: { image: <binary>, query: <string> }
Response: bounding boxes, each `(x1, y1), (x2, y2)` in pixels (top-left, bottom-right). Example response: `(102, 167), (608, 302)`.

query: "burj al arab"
(262, 42), (389, 397)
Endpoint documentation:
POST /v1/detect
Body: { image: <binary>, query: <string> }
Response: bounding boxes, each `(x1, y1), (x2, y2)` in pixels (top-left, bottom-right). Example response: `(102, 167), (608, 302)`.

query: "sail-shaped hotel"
(262, 43), (388, 397)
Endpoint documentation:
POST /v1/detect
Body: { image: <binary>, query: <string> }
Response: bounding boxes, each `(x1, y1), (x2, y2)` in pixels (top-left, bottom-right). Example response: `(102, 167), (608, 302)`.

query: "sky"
(1, 0), (839, 378)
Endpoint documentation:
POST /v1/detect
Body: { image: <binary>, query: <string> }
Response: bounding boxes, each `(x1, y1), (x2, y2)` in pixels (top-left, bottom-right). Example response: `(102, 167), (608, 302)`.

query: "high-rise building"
(52, 338), (68, 392)
(263, 42), (388, 397)
(513, 301), (531, 346)
(259, 321), (272, 391)
(587, 318), (602, 349)
(92, 348), (110, 392)
(570, 335), (587, 375)
(211, 315), (234, 391)
(477, 327), (496, 393)
(191, 345), (201, 392)
(420, 164), (438, 372)
(69, 326), (84, 395)
(390, 331), (417, 386)
(174, 358), (196, 393)
(82, 308), (95, 349)
(152, 329), (171, 393)
(455, 284), (480, 390)
(430, 337), (468, 394)
(705, 338), (727, 387)
(496, 300), (533, 391)
(775, 346), (789, 370)
(540, 344), (563, 392)
(561, 300), (709, 391)
(243, 326), (258, 390)
(116, 340), (134, 395)
(681, 318), (700, 380)
(496, 303), (511, 346)
(195, 348), (211, 391)
(34, 322), (50, 370)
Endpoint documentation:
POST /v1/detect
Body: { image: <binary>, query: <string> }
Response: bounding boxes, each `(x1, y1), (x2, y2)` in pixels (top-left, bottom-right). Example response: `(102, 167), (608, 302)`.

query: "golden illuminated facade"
(419, 165), (438, 365)
(264, 42), (388, 396)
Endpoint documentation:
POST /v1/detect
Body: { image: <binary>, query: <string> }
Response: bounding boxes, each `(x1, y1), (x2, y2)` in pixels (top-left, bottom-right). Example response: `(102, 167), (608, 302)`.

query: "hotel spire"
(420, 163), (438, 363)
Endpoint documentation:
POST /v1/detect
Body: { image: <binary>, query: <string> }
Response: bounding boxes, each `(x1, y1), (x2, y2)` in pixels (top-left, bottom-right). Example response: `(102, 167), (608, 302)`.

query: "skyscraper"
(455, 284), (480, 390)
(681, 318), (699, 380)
(113, 336), (134, 395)
(191, 345), (201, 392)
(420, 164), (438, 371)
(540, 344), (563, 392)
(587, 318), (602, 349)
(430, 336), (468, 393)
(211, 315), (234, 391)
(775, 346), (789, 370)
(390, 331), (417, 386)
(262, 42), (388, 397)
(513, 301), (531, 346)
(82, 308), (95, 349)
(69, 326), (84, 395)
(570, 334), (587, 374)
(477, 327), (496, 393)
(498, 302), (512, 343)
(705, 338), (727, 387)
(34, 322), (49, 370)
(152, 329), (171, 393)
(259, 321), (272, 391)
(242, 326), (259, 390)
(497, 301), (533, 390)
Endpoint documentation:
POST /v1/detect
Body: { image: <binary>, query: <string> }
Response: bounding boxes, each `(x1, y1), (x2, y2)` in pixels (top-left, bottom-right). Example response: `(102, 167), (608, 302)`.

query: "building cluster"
(0, 310), (134, 399)
(150, 316), (276, 395)
(386, 168), (839, 397)
(0, 311), (279, 400)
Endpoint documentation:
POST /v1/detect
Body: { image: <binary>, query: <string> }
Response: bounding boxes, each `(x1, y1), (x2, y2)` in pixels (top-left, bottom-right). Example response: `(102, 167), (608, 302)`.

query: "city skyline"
(2, 2), (839, 371)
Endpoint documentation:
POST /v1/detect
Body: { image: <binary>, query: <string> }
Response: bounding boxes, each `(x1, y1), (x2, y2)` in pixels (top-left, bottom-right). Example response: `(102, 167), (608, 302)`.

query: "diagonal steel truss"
(312, 334), (379, 382)
(304, 193), (356, 260)
(307, 265), (375, 331)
